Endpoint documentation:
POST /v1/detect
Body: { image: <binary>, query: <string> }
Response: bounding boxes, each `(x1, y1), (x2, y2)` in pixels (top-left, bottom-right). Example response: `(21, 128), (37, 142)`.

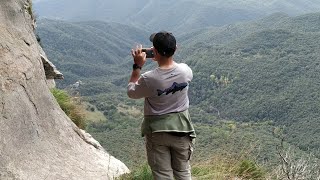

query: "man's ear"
(152, 47), (156, 53)
(152, 48), (159, 61)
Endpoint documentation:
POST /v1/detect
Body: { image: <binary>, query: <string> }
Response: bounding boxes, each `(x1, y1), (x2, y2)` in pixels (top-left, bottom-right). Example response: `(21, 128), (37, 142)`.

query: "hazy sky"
(33, 0), (45, 3)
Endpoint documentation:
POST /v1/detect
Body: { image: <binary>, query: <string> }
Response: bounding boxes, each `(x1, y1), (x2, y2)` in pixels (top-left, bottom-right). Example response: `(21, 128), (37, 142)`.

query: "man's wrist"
(129, 66), (141, 83)
(133, 63), (142, 70)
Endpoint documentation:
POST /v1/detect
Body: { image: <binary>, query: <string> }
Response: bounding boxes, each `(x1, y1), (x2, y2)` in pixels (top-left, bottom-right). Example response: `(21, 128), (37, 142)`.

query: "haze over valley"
(34, 0), (320, 33)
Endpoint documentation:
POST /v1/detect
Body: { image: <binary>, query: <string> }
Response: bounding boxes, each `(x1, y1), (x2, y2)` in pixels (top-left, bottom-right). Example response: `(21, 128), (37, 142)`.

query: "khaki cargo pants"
(145, 132), (194, 180)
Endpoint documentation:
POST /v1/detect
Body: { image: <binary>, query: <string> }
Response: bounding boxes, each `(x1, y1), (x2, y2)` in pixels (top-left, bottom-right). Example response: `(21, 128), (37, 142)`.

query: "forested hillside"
(182, 13), (320, 157)
(183, 0), (320, 15)
(34, 0), (320, 33)
(34, 0), (261, 33)
(179, 12), (320, 55)
(37, 12), (320, 174)
(37, 19), (150, 86)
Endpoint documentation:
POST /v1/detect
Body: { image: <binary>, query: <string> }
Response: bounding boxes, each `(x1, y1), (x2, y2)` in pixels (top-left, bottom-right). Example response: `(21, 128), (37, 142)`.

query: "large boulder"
(0, 0), (129, 179)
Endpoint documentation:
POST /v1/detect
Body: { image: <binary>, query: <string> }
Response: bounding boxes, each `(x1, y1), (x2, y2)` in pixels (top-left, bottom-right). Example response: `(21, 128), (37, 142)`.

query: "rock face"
(0, 0), (129, 179)
(41, 54), (63, 80)
(41, 53), (63, 88)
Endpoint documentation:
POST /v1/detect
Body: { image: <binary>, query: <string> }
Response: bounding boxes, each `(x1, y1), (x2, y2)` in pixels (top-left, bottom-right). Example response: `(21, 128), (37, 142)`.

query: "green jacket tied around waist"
(142, 109), (196, 138)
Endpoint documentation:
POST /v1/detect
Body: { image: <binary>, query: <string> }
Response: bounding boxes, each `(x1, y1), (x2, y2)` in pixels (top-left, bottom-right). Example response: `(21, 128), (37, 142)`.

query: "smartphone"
(142, 48), (154, 58)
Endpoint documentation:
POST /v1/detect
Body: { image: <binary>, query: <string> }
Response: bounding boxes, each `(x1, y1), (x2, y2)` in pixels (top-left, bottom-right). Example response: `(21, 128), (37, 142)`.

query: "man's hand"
(129, 45), (146, 83)
(131, 44), (147, 67)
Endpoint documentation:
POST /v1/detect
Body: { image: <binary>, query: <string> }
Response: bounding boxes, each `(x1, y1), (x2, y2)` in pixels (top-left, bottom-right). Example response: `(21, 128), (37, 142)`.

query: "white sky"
(33, 0), (45, 3)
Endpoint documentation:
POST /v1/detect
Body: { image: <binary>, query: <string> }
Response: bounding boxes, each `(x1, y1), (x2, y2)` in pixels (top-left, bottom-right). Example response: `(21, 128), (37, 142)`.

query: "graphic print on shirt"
(157, 82), (188, 96)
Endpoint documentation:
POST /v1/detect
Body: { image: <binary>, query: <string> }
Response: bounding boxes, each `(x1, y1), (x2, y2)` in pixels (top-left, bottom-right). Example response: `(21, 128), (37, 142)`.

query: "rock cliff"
(0, 0), (129, 179)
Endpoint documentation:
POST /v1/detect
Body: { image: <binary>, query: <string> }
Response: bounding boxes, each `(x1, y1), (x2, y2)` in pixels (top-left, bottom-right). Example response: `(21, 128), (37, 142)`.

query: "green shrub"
(235, 160), (265, 179)
(26, 0), (35, 20)
(118, 163), (152, 180)
(51, 88), (86, 129)
(192, 165), (225, 180)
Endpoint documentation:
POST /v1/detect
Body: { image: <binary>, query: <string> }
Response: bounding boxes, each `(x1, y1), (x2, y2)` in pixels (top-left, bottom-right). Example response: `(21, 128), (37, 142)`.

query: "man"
(127, 31), (195, 180)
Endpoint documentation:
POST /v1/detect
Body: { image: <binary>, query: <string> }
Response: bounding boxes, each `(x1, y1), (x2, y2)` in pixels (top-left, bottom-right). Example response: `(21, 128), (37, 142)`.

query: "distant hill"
(34, 0), (261, 33)
(34, 0), (320, 33)
(178, 12), (320, 60)
(37, 19), (150, 87)
(184, 0), (320, 15)
(185, 13), (320, 157)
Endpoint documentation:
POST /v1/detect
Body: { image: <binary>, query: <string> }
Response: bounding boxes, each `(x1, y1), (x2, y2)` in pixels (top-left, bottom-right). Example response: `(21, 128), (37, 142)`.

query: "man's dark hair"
(150, 31), (176, 58)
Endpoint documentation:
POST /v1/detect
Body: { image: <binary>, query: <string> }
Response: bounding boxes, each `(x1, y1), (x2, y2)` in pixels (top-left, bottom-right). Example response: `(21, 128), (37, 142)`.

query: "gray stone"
(0, 0), (129, 179)
(41, 54), (64, 80)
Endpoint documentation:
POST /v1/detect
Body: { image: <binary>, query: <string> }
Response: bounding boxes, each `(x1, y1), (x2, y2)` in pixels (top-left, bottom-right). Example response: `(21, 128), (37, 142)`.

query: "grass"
(236, 160), (265, 179)
(192, 157), (265, 180)
(117, 163), (152, 180)
(51, 88), (86, 129)
(83, 102), (107, 122)
(26, 0), (34, 20)
(118, 155), (266, 180)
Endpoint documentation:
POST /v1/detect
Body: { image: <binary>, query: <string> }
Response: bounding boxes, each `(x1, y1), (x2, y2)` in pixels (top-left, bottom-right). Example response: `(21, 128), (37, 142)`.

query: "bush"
(236, 160), (265, 179)
(118, 163), (152, 180)
(51, 88), (86, 129)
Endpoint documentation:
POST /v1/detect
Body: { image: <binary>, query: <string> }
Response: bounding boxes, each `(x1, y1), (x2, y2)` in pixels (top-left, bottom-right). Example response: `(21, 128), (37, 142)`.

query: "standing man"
(127, 31), (196, 180)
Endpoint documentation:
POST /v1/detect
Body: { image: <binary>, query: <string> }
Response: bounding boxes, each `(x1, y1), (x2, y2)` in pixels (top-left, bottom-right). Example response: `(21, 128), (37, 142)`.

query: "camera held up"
(142, 48), (154, 59)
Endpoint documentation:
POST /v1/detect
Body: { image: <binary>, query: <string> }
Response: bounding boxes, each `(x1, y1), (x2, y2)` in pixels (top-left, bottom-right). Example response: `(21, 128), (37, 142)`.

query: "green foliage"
(191, 146), (267, 180)
(37, 19), (149, 88)
(236, 160), (265, 179)
(51, 88), (86, 129)
(182, 13), (320, 158)
(118, 163), (152, 180)
(27, 6), (32, 18)
(192, 160), (232, 179)
(120, 157), (265, 180)
(26, 0), (34, 20)
(210, 73), (233, 88)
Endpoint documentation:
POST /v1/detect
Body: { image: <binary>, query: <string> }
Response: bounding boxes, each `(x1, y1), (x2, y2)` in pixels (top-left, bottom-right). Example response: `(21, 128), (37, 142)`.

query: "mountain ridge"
(37, 19), (150, 86)
(34, 0), (320, 34)
(34, 0), (262, 33)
